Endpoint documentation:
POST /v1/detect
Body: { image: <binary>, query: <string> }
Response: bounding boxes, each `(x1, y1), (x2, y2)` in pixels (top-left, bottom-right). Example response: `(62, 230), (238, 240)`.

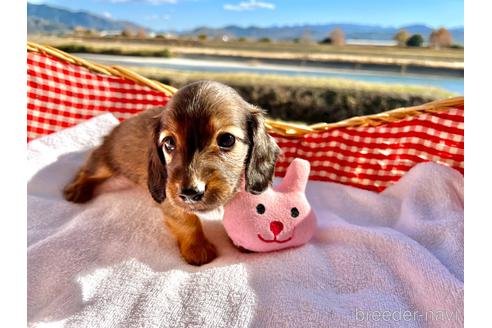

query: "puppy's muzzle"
(179, 186), (205, 203)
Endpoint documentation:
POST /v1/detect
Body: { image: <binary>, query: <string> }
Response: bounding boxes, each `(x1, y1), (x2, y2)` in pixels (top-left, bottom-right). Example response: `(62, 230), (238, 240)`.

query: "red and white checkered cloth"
(273, 106), (464, 191)
(27, 51), (464, 192)
(27, 52), (171, 141)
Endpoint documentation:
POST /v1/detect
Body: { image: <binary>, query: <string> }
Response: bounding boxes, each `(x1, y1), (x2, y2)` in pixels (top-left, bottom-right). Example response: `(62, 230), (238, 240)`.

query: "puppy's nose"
(179, 187), (204, 203)
(270, 221), (284, 237)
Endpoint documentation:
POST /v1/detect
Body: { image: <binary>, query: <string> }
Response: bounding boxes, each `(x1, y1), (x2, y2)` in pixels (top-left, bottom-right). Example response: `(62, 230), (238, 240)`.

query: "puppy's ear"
(245, 106), (280, 194)
(147, 119), (167, 203)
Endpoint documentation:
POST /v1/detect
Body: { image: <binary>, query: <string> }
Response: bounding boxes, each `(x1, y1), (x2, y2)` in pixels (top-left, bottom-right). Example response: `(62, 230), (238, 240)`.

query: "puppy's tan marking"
(163, 201), (217, 266)
(63, 150), (113, 203)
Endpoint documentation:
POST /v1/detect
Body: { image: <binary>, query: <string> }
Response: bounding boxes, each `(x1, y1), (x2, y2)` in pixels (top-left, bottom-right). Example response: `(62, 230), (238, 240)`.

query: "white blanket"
(28, 114), (464, 328)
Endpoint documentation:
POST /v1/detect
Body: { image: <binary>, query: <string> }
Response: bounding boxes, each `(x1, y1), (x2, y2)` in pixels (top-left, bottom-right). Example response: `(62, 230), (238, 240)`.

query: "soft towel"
(28, 114), (464, 328)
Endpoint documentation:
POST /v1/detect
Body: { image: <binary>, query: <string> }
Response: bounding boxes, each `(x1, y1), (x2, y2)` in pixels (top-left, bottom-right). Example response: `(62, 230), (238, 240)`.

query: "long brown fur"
(63, 80), (280, 265)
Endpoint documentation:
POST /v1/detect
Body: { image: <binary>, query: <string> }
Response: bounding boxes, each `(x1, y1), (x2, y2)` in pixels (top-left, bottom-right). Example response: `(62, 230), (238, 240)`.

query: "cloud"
(224, 0), (275, 11)
(102, 12), (113, 19)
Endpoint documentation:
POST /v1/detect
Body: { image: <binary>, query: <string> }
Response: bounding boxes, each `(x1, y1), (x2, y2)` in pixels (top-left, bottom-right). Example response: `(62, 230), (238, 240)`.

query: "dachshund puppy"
(63, 80), (280, 265)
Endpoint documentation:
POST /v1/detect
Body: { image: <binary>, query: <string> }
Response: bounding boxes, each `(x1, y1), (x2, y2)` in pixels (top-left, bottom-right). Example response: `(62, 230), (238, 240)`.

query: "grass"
(129, 66), (457, 98)
(28, 35), (457, 98)
(131, 67), (456, 124)
(29, 35), (463, 68)
(189, 39), (464, 62)
(55, 43), (171, 57)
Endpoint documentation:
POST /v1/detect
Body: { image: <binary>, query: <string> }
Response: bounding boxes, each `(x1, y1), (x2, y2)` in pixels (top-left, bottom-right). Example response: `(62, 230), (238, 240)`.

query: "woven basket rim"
(27, 41), (463, 138)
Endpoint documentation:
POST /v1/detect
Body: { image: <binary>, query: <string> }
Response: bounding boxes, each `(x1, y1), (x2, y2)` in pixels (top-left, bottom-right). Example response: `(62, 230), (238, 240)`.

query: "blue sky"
(28, 0), (464, 32)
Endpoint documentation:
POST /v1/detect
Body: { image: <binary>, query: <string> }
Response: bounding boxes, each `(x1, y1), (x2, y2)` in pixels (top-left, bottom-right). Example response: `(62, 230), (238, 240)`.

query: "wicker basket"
(27, 42), (464, 192)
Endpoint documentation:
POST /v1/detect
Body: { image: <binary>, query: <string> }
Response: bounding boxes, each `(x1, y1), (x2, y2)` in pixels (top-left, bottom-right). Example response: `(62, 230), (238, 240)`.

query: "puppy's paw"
(63, 181), (93, 203)
(180, 240), (218, 266)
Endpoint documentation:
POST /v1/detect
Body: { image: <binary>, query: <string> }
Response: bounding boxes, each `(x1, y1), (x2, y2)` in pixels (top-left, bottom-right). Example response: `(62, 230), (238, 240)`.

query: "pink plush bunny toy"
(223, 158), (317, 252)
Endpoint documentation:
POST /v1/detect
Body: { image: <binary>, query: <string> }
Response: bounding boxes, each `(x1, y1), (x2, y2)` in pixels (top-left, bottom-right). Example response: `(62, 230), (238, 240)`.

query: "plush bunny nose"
(270, 221), (284, 237)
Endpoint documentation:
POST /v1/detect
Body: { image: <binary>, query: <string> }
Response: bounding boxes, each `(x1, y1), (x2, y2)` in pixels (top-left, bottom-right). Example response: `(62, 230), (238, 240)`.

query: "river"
(77, 53), (464, 95)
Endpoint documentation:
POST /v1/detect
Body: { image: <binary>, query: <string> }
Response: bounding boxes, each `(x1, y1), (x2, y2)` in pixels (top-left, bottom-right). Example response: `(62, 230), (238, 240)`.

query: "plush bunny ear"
(276, 158), (310, 193)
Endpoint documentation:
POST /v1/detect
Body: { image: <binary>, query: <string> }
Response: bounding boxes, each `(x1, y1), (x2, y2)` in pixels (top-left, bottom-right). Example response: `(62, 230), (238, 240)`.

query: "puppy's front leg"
(163, 204), (217, 266)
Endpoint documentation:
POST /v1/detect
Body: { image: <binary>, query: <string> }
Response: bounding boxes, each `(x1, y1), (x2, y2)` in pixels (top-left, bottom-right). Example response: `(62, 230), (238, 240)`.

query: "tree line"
(89, 25), (460, 49)
(318, 27), (459, 48)
(393, 27), (456, 48)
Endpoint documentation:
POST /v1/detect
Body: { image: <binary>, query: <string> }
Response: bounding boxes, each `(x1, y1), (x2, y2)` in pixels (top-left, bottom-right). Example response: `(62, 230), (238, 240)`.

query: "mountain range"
(28, 3), (144, 34)
(27, 3), (464, 44)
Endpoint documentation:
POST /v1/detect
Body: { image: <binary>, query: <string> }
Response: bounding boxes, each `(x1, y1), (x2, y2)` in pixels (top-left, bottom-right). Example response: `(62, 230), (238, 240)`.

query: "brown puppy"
(63, 80), (280, 265)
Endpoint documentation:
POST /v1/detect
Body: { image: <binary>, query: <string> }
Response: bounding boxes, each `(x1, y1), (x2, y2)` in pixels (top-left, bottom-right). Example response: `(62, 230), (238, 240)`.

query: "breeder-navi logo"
(354, 308), (459, 323)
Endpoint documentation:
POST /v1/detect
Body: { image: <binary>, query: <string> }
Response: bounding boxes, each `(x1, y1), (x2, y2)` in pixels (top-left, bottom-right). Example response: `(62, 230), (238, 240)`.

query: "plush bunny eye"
(256, 204), (265, 214)
(291, 207), (299, 218)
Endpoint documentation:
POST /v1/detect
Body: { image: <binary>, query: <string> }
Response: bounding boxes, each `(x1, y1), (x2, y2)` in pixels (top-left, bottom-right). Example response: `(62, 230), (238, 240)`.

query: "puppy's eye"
(217, 133), (235, 149)
(291, 207), (299, 218)
(256, 203), (265, 214)
(163, 136), (176, 153)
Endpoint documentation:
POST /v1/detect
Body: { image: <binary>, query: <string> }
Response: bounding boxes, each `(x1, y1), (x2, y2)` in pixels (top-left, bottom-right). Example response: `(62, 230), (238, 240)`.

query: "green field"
(127, 66), (456, 124)
(29, 35), (463, 69)
(131, 66), (455, 98)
